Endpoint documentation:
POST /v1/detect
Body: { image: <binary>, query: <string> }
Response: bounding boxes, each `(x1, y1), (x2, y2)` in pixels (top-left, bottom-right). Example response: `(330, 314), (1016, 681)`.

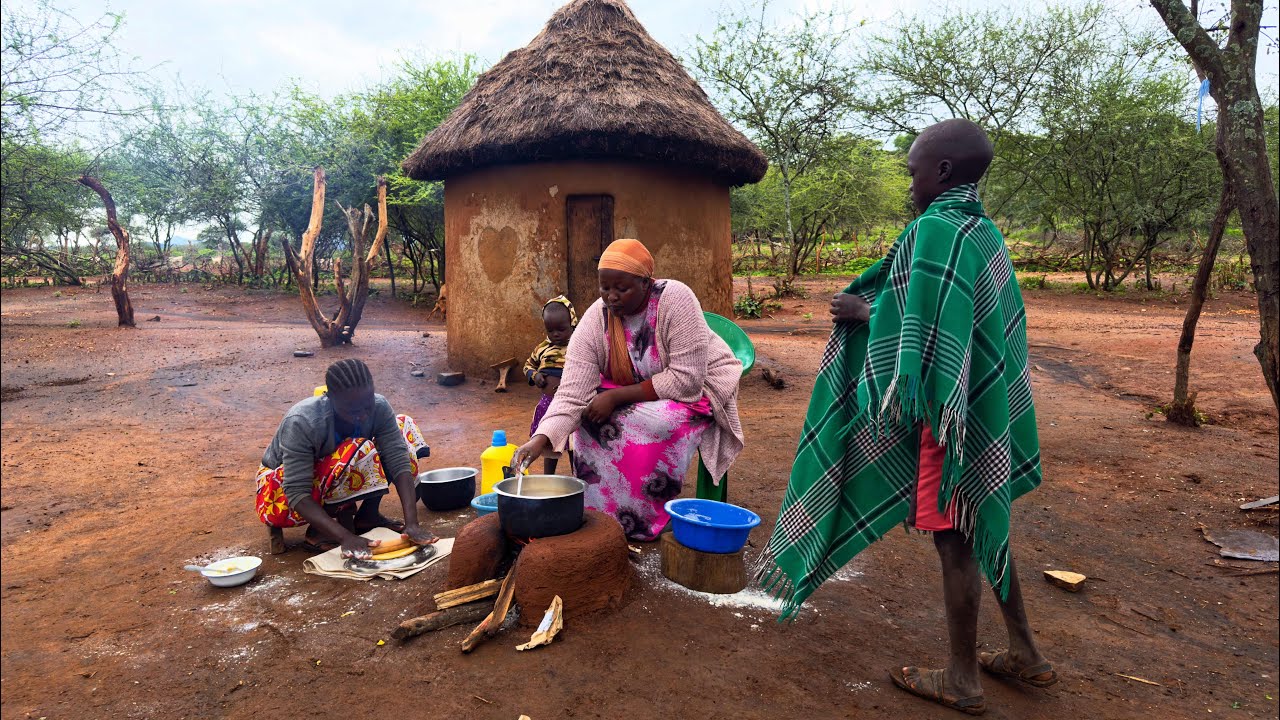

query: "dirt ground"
(2, 278), (1277, 720)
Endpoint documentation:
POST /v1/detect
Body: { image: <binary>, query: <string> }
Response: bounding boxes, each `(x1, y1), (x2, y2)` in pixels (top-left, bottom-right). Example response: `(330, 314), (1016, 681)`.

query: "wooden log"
(659, 531), (747, 594)
(392, 601), (492, 641)
(434, 579), (501, 610)
(1043, 569), (1087, 592)
(461, 571), (518, 653)
(267, 526), (286, 555)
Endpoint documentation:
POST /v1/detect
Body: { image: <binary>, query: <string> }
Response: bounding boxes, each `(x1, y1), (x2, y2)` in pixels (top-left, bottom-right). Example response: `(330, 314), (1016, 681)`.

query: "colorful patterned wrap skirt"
(255, 414), (427, 528)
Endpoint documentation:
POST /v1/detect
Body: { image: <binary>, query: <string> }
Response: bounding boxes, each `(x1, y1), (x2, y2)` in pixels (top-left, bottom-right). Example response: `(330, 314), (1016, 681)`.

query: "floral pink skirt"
(571, 382), (712, 541)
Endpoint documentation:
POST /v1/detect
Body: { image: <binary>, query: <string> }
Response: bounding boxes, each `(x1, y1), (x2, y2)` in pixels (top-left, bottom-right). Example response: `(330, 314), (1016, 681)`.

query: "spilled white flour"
(636, 553), (789, 614)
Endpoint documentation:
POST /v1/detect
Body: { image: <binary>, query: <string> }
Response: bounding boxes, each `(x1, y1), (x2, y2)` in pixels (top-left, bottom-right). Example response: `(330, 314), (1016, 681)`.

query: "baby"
(523, 295), (577, 474)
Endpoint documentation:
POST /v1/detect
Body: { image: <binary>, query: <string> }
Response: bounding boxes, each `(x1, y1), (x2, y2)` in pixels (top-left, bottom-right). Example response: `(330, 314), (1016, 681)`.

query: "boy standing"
(758, 119), (1056, 715)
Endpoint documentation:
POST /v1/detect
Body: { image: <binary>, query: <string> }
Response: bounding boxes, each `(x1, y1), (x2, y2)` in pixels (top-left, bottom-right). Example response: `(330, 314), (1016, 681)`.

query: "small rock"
(293, 350), (314, 358)
(410, 370), (426, 378)
(436, 371), (465, 387)
(422, 332), (431, 338)
(146, 315), (161, 322)
(1043, 569), (1086, 592)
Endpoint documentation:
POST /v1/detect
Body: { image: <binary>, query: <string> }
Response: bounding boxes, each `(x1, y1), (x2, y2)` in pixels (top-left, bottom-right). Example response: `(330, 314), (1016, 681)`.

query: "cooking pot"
(417, 467), (477, 511)
(494, 475), (586, 538)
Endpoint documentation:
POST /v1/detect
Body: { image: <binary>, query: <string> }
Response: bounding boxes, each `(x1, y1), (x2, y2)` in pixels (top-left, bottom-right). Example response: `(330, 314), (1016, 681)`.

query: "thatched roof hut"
(401, 0), (767, 186)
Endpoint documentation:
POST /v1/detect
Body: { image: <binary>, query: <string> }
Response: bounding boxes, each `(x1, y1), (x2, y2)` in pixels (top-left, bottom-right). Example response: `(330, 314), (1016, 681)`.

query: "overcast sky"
(9, 0), (1277, 103)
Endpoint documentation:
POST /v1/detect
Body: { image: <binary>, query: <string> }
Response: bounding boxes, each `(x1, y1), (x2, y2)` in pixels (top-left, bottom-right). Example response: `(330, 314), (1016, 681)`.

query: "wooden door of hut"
(565, 195), (614, 313)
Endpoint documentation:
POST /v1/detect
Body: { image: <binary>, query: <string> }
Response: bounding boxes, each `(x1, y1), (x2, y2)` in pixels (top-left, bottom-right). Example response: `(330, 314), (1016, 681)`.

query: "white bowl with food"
(187, 556), (262, 587)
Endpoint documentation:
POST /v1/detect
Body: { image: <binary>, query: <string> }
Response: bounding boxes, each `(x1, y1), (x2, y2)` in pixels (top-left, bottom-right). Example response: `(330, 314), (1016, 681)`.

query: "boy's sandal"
(978, 650), (1059, 688)
(889, 666), (986, 716)
(354, 515), (406, 534)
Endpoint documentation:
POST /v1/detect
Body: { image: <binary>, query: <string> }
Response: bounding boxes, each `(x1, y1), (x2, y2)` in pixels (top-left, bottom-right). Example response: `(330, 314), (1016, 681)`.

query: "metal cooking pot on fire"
(494, 474), (586, 538)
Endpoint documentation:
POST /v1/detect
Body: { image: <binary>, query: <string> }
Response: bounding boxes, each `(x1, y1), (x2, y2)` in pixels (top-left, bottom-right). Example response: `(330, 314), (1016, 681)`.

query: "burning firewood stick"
(461, 571), (518, 653)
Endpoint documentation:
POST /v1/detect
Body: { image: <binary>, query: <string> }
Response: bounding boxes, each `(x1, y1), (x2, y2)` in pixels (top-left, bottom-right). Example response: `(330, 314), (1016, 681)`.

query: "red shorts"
(911, 424), (953, 531)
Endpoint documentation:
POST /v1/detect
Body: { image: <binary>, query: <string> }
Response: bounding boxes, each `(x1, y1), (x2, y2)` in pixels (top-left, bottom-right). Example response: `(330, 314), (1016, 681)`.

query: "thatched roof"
(401, 0), (767, 186)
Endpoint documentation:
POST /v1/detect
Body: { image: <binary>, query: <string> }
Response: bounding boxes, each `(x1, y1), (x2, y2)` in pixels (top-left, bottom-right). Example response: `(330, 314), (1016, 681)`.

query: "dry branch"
(392, 601), (492, 641)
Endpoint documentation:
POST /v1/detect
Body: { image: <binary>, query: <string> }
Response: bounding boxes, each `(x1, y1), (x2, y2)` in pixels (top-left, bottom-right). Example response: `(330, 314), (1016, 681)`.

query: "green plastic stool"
(696, 312), (754, 502)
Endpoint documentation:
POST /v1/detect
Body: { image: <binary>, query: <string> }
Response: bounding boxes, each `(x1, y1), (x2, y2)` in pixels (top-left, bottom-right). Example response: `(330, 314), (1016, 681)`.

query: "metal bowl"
(200, 556), (262, 588)
(494, 475), (586, 538)
(417, 467), (477, 511)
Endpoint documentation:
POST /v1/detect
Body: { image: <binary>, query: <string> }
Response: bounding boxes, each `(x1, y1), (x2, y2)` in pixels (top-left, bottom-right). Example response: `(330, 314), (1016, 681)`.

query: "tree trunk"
(384, 236), (396, 298)
(1151, 0), (1280, 410)
(1168, 186), (1233, 425)
(77, 175), (135, 327)
(281, 169), (388, 347)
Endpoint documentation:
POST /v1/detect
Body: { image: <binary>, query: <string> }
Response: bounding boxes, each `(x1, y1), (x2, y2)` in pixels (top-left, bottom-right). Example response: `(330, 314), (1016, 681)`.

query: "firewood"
(1043, 569), (1087, 592)
(391, 601), (492, 641)
(461, 571), (518, 653)
(434, 579), (501, 610)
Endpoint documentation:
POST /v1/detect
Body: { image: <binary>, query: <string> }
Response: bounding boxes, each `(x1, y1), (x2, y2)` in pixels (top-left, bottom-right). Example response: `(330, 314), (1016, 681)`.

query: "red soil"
(1, 279), (1276, 719)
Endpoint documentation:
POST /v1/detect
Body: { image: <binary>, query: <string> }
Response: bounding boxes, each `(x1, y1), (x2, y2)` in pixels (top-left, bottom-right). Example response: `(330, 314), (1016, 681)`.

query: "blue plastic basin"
(471, 492), (498, 516)
(665, 498), (761, 554)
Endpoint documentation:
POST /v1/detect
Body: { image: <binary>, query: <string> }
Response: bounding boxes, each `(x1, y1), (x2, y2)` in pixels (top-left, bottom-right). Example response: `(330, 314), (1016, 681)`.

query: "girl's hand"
(513, 435), (551, 470)
(533, 372), (547, 388)
(402, 524), (439, 546)
(585, 390), (619, 424)
(340, 534), (375, 560)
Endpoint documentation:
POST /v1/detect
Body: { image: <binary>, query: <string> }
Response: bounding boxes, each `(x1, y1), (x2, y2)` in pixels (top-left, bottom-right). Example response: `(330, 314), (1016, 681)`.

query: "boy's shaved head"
(913, 119), (994, 182)
(906, 118), (994, 211)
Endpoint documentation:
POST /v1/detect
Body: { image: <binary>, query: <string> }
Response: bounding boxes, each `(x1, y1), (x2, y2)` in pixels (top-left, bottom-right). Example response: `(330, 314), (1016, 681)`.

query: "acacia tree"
(77, 174), (135, 326)
(858, 3), (1107, 218)
(1, 0), (144, 285)
(732, 135), (909, 275)
(689, 0), (859, 285)
(1150, 0), (1280, 410)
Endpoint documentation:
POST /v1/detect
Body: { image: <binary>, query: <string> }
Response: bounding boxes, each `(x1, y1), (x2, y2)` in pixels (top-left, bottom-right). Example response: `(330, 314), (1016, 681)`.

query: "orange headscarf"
(598, 238), (654, 279)
(598, 239), (654, 386)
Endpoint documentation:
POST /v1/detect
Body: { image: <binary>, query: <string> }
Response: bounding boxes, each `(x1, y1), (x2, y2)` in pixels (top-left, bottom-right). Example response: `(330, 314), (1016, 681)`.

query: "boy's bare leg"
(931, 529), (984, 699)
(988, 556), (1054, 679)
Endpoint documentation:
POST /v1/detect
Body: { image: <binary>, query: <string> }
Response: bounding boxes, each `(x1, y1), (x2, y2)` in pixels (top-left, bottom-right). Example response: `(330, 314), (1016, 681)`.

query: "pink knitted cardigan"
(534, 280), (745, 481)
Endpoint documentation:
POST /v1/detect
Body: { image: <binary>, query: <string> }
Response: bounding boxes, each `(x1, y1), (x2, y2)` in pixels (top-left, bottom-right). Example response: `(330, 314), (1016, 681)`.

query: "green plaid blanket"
(758, 184), (1041, 620)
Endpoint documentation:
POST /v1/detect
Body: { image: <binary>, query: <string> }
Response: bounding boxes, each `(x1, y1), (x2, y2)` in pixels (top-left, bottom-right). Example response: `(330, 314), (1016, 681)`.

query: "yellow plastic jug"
(480, 430), (520, 495)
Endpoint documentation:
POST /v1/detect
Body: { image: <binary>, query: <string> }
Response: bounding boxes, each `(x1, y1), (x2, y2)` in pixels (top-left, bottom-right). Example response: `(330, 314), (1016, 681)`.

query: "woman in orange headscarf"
(513, 239), (745, 541)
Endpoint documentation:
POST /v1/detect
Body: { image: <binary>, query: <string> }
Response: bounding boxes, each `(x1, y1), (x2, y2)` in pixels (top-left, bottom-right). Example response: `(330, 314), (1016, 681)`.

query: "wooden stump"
(659, 531), (746, 594)
(511, 510), (630, 626)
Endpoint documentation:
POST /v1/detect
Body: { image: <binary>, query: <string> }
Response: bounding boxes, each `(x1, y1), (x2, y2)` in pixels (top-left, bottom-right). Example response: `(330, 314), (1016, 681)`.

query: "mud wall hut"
(402, 0), (767, 375)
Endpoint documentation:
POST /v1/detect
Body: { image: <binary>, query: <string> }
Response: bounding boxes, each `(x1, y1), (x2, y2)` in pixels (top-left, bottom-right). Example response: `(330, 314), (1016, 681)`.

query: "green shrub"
(733, 293), (765, 319)
(1018, 274), (1048, 290)
(847, 256), (878, 276)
